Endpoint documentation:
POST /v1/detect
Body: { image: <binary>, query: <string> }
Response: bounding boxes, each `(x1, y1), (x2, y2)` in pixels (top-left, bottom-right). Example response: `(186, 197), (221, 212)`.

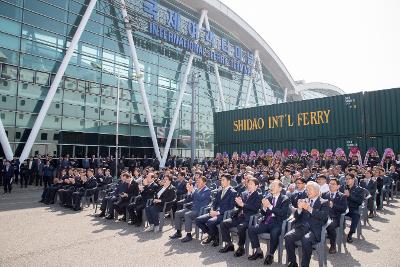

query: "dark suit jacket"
(154, 185), (176, 211)
(236, 190), (262, 222)
(141, 182), (160, 201)
(359, 179), (377, 196)
(321, 191), (347, 219)
(186, 186), (211, 214)
(290, 190), (308, 208)
(3, 166), (13, 179)
(340, 185), (364, 213)
(292, 197), (329, 241)
(262, 193), (290, 225)
(212, 187), (236, 215)
(173, 179), (187, 198)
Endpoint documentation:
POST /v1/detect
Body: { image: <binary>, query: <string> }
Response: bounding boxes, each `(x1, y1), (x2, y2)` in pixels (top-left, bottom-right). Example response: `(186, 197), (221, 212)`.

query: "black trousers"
(127, 199), (147, 223)
(45, 185), (61, 204)
(326, 217), (340, 245)
(72, 191), (84, 210)
(20, 173), (29, 188)
(248, 221), (282, 255)
(220, 217), (248, 247)
(285, 226), (317, 267)
(3, 176), (12, 193)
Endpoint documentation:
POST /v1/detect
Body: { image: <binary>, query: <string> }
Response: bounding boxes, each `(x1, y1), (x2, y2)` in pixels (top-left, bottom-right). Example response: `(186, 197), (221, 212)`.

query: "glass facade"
(0, 0), (284, 159)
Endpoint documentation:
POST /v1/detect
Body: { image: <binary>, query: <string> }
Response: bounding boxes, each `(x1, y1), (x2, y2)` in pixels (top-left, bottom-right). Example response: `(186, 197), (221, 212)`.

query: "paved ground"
(0, 187), (399, 267)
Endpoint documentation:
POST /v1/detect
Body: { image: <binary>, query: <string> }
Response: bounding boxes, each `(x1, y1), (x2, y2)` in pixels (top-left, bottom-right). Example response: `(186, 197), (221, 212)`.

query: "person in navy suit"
(285, 181), (329, 267)
(2, 160), (13, 194)
(219, 176), (262, 257)
(170, 176), (211, 242)
(359, 169), (377, 218)
(195, 173), (236, 247)
(290, 177), (308, 209)
(247, 179), (289, 265)
(97, 174), (126, 218)
(321, 178), (347, 254)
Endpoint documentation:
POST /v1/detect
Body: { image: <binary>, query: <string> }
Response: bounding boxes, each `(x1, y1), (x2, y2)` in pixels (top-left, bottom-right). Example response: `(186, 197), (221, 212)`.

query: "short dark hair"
(165, 174), (173, 182)
(329, 177), (339, 185)
(346, 173), (355, 179)
(317, 175), (327, 180)
(87, 168), (94, 173)
(221, 173), (232, 181)
(247, 177), (259, 186)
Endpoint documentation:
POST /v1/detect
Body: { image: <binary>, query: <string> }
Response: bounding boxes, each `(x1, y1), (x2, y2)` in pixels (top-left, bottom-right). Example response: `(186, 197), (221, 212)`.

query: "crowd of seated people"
(35, 146), (400, 266)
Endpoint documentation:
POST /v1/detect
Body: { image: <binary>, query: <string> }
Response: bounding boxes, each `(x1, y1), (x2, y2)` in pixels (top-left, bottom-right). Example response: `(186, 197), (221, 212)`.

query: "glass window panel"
(0, 47), (19, 65)
(19, 68), (35, 83)
(99, 121), (116, 134)
(20, 54), (60, 72)
(62, 117), (84, 131)
(0, 1), (22, 20)
(0, 32), (19, 50)
(84, 119), (99, 132)
(63, 103), (84, 117)
(36, 72), (49, 85)
(16, 112), (36, 127)
(64, 90), (85, 105)
(0, 79), (18, 95)
(89, 82), (100, 94)
(23, 11), (66, 35)
(21, 39), (64, 61)
(0, 111), (15, 126)
(17, 97), (42, 113)
(85, 106), (99, 120)
(48, 102), (62, 115)
(0, 95), (16, 110)
(85, 94), (99, 107)
(24, 0), (67, 22)
(64, 77), (77, 90)
(42, 115), (61, 129)
(22, 24), (65, 49)
(1, 64), (18, 79)
(99, 109), (115, 122)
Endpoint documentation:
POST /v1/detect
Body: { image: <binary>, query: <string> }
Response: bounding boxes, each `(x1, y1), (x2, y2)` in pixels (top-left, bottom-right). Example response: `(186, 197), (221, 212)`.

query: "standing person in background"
(11, 157), (20, 185)
(2, 160), (13, 194)
(42, 160), (54, 189)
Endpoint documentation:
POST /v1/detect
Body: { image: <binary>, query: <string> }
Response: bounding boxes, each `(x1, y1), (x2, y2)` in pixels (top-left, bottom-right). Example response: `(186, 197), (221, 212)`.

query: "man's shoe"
(234, 247), (245, 257)
(144, 225), (154, 232)
(97, 212), (106, 218)
(181, 234), (193, 243)
(248, 252), (263, 260)
(219, 244), (234, 253)
(368, 212), (374, 218)
(211, 238), (220, 247)
(118, 216), (126, 222)
(154, 225), (160, 233)
(347, 234), (353, 243)
(105, 214), (114, 220)
(202, 236), (213, 244)
(287, 262), (299, 267)
(264, 254), (273, 265)
(329, 245), (337, 254)
(170, 231), (182, 239)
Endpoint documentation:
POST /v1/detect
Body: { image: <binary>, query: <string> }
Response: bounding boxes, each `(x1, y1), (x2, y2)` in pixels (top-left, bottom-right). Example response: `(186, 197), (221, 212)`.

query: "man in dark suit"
(170, 176), (211, 242)
(2, 160), (13, 194)
(247, 179), (289, 265)
(342, 173), (364, 243)
(359, 169), (377, 218)
(285, 181), (329, 267)
(127, 172), (159, 226)
(321, 178), (347, 254)
(112, 172), (139, 221)
(195, 174), (236, 247)
(71, 169), (97, 211)
(98, 175), (126, 218)
(144, 174), (176, 232)
(290, 177), (307, 209)
(219, 176), (262, 257)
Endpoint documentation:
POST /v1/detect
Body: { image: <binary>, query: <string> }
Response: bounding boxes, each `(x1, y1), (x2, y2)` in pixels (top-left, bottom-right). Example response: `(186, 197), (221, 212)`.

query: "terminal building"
(0, 0), (343, 164)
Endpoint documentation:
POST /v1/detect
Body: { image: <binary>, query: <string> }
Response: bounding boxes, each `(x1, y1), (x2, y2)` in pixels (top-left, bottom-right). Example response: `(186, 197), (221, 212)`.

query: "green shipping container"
(214, 93), (364, 146)
(364, 88), (400, 136)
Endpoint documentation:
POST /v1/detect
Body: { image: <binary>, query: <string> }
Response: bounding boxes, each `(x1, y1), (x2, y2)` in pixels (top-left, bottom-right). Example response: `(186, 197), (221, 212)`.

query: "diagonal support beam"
(119, 0), (162, 161)
(160, 9), (208, 168)
(0, 118), (13, 160)
(204, 14), (226, 111)
(19, 0), (98, 163)
(255, 50), (268, 105)
(244, 50), (257, 107)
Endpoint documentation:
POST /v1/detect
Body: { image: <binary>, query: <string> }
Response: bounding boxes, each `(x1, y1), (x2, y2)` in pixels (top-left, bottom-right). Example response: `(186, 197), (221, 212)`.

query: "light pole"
(190, 71), (201, 168)
(91, 61), (120, 178)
